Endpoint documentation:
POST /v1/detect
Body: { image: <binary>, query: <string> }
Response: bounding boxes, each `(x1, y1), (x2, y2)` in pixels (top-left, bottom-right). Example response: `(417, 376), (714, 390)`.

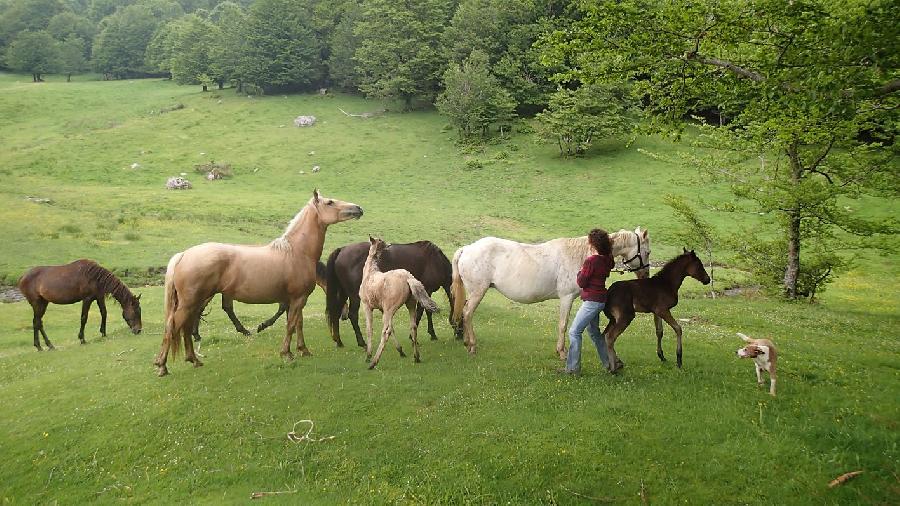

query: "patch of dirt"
(0, 286), (24, 303)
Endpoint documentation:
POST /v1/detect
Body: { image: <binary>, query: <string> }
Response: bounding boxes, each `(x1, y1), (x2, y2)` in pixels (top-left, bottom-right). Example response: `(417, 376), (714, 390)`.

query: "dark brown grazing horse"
(602, 249), (710, 372)
(191, 261), (328, 342)
(326, 241), (454, 347)
(17, 259), (143, 350)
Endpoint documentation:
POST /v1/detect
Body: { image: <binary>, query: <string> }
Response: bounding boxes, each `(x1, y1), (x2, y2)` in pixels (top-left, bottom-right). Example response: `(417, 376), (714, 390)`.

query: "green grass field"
(0, 73), (897, 504)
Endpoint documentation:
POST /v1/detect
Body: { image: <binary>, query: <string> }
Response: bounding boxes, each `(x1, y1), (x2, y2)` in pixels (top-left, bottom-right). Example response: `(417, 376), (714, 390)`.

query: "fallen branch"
(559, 485), (616, 503)
(828, 470), (863, 488)
(640, 479), (648, 505)
(338, 107), (386, 118)
(250, 490), (297, 499)
(286, 419), (335, 443)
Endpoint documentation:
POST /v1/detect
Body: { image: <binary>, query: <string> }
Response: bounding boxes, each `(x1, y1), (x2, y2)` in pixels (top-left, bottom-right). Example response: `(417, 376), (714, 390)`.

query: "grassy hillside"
(0, 73), (897, 504)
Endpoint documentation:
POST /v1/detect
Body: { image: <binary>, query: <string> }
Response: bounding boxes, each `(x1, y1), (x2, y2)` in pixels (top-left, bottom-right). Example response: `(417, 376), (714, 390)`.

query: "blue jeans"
(565, 300), (609, 372)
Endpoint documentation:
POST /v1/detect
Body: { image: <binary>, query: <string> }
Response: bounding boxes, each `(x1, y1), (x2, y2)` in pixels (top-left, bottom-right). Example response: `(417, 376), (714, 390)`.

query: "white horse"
(450, 228), (650, 359)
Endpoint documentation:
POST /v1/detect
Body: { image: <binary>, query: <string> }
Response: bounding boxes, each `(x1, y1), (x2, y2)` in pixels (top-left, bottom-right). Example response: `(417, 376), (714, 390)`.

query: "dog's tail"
(408, 276), (439, 314)
(737, 332), (751, 342)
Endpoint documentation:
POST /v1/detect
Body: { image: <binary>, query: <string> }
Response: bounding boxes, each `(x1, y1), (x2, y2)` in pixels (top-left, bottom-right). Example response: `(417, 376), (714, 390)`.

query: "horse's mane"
(561, 236), (592, 258)
(79, 261), (136, 305)
(654, 252), (692, 279)
(269, 202), (311, 252)
(411, 240), (447, 259)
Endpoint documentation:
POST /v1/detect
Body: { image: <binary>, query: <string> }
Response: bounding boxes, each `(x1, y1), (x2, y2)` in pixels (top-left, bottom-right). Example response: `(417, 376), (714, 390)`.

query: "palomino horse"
(18, 259), (142, 350)
(189, 261), (329, 345)
(360, 237), (439, 369)
(325, 240), (453, 347)
(451, 228), (650, 358)
(602, 249), (710, 372)
(154, 190), (363, 376)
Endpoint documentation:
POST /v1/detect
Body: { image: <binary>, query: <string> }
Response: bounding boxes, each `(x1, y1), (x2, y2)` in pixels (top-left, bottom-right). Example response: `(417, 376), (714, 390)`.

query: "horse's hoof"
(398, 349), (406, 358)
(281, 351), (295, 361)
(467, 347), (477, 355)
(239, 330), (252, 337)
(414, 356), (421, 363)
(157, 366), (169, 377)
(193, 360), (204, 368)
(256, 325), (265, 334)
(35, 346), (42, 352)
(335, 339), (344, 348)
(299, 348), (312, 357)
(367, 362), (377, 370)
(48, 345), (56, 351)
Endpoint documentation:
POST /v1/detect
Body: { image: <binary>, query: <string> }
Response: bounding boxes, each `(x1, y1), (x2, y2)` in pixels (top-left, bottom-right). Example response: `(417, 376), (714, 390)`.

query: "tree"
(535, 82), (637, 157)
(46, 11), (96, 57)
(208, 1), (246, 91)
(541, 0), (899, 298)
(437, 49), (516, 140)
(5, 30), (59, 81)
(354, 0), (453, 109)
(238, 0), (324, 92)
(92, 1), (181, 78)
(57, 34), (87, 81)
(0, 0), (66, 50)
(325, 1), (362, 91)
(664, 195), (718, 297)
(443, 0), (561, 113)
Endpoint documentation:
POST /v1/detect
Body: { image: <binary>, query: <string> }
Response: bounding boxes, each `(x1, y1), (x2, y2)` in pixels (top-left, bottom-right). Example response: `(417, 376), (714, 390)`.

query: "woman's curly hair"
(588, 228), (612, 256)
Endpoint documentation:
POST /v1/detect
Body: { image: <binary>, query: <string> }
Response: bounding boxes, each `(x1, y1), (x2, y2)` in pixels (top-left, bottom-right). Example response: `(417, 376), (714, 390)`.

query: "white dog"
(736, 333), (778, 396)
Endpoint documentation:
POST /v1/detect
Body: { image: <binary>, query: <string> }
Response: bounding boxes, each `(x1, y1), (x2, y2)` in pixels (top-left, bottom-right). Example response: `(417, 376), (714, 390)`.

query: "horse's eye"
(327, 200), (334, 206)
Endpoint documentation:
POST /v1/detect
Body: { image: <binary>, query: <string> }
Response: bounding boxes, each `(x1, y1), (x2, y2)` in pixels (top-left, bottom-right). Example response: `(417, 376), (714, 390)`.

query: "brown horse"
(360, 237), (439, 369)
(154, 190), (363, 376)
(17, 259), (143, 350)
(602, 249), (710, 372)
(189, 261), (329, 345)
(325, 240), (453, 348)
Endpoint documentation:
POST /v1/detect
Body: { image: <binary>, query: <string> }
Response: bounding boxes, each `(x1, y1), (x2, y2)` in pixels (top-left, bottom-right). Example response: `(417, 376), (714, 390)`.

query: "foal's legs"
(78, 298), (94, 344)
(557, 294), (577, 361)
(462, 284), (490, 355)
(181, 309), (203, 367)
(30, 299), (53, 351)
(347, 296), (366, 348)
(222, 295), (252, 336)
(369, 307), (396, 369)
(602, 313), (633, 374)
(407, 300), (421, 363)
(654, 315), (666, 362)
(657, 309), (684, 368)
(256, 303), (287, 334)
(364, 304), (375, 362)
(97, 297), (108, 337)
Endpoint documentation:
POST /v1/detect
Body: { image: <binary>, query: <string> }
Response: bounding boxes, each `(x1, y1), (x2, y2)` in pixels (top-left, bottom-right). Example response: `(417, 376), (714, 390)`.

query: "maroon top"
(577, 254), (614, 302)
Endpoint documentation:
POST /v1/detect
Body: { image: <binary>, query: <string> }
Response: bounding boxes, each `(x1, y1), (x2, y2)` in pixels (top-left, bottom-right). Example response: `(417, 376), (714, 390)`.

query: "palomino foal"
(154, 190), (363, 376)
(360, 237), (439, 369)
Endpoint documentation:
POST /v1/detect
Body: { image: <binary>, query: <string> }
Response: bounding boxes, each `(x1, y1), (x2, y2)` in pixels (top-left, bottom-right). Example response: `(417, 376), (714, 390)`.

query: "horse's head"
(683, 248), (710, 285)
(623, 227), (651, 278)
(368, 235), (388, 259)
(123, 293), (142, 334)
(311, 189), (363, 225)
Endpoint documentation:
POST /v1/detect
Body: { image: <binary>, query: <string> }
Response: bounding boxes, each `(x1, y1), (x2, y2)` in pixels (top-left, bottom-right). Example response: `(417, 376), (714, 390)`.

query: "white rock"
(312, 165), (320, 173)
(130, 162), (140, 169)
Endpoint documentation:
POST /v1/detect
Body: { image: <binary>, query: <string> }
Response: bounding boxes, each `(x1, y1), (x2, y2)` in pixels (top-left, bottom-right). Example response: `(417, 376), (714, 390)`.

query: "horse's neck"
(284, 206), (327, 261)
(361, 252), (379, 284)
(104, 279), (132, 305)
(658, 259), (689, 292)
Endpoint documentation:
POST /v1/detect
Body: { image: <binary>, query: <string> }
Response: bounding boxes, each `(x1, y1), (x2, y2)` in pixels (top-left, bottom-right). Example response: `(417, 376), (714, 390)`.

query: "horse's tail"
(737, 332), (751, 342)
(325, 247), (345, 340)
(164, 252), (184, 356)
(450, 247), (466, 329)
(407, 276), (439, 314)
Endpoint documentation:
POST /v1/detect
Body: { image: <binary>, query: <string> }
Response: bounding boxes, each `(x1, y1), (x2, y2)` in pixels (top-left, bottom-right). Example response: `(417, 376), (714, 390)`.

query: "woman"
(559, 228), (614, 375)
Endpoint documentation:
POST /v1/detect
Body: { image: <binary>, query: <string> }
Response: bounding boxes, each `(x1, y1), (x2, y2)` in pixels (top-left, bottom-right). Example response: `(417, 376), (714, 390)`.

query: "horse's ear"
(642, 228), (648, 239)
(683, 247), (688, 254)
(313, 189), (320, 202)
(136, 293), (142, 300)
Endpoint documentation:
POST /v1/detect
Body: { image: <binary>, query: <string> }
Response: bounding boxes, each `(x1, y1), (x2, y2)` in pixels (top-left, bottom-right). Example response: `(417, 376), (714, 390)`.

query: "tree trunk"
(217, 80), (224, 90)
(202, 84), (208, 92)
(66, 73), (71, 82)
(783, 145), (802, 298)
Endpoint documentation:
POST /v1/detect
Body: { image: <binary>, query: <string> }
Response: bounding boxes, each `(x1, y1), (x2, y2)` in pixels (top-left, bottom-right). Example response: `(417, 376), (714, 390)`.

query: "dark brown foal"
(17, 259), (143, 350)
(602, 249), (710, 372)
